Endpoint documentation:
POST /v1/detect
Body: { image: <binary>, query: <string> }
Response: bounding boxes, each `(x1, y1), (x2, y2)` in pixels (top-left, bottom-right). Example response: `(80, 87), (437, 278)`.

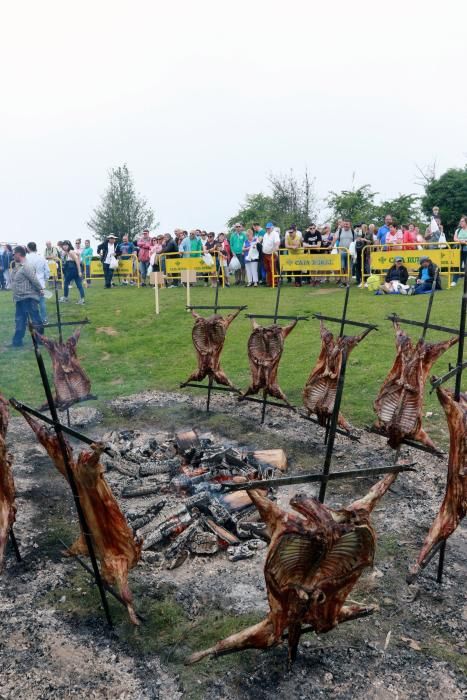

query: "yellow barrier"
(46, 259), (63, 288)
(362, 242), (459, 287)
(87, 254), (140, 286)
(161, 252), (225, 287)
(272, 247), (351, 286)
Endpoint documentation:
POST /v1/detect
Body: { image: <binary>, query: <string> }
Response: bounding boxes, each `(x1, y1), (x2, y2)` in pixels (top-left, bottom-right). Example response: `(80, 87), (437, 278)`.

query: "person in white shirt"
(26, 241), (50, 323)
(262, 222), (280, 286)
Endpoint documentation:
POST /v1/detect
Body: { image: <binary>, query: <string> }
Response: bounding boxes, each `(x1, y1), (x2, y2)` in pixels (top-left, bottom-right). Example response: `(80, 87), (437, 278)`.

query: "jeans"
(413, 281), (435, 295)
(453, 248), (467, 283)
(103, 263), (114, 288)
(139, 260), (150, 280)
(39, 295), (47, 322)
(340, 251), (348, 274)
(12, 298), (44, 346)
(85, 264), (91, 284)
(64, 263), (85, 298)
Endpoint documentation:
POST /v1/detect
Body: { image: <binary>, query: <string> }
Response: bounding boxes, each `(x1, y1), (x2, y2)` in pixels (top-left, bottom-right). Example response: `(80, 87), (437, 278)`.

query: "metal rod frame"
(366, 425), (444, 458)
(313, 313), (378, 332)
(386, 314), (466, 337)
(27, 321), (113, 628)
(9, 527), (22, 562)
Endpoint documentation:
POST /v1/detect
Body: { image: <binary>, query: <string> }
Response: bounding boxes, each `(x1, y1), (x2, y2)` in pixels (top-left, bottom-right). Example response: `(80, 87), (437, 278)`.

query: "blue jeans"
(39, 295), (47, 322)
(453, 248), (467, 283)
(340, 251), (348, 274)
(413, 281), (434, 294)
(139, 260), (150, 280)
(12, 298), (44, 346)
(64, 263), (85, 299)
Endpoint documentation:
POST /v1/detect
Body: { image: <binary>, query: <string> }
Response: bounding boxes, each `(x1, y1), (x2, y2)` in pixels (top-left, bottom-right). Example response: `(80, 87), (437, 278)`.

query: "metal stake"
(421, 270), (439, 340)
(437, 268), (467, 583)
(9, 527), (22, 562)
(28, 321), (113, 628)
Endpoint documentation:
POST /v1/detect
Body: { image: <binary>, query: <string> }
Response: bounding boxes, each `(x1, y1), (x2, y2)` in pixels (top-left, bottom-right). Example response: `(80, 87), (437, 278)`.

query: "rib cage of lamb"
(239, 319), (297, 406)
(303, 320), (371, 430)
(181, 309), (241, 390)
(0, 394), (16, 572)
(373, 320), (458, 449)
(35, 328), (96, 410)
(407, 382), (467, 582)
(187, 470), (402, 667)
(16, 406), (142, 624)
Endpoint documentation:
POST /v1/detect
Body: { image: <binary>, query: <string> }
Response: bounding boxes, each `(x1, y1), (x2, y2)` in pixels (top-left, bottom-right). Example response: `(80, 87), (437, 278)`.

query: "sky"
(1, 0), (466, 250)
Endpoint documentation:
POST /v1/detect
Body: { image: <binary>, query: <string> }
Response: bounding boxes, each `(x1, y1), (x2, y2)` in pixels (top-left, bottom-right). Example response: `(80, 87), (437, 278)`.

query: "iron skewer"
(9, 526), (22, 562)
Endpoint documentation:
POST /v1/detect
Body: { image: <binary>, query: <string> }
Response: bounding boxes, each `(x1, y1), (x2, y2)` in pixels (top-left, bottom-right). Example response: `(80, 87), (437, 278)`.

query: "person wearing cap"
(412, 256), (441, 294)
(59, 240), (86, 303)
(7, 245), (44, 347)
(378, 257), (409, 294)
(137, 228), (152, 286)
(262, 222), (280, 287)
(97, 234), (121, 289)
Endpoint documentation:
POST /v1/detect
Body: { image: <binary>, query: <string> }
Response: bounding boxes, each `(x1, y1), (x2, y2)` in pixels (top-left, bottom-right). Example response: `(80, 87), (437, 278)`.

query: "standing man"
(26, 242), (50, 324)
(335, 219), (355, 285)
(377, 214), (393, 246)
(137, 228), (152, 286)
(229, 223), (247, 285)
(81, 239), (94, 285)
(178, 231), (191, 258)
(261, 222), (280, 287)
(97, 234), (121, 289)
(188, 230), (203, 257)
(8, 246), (44, 348)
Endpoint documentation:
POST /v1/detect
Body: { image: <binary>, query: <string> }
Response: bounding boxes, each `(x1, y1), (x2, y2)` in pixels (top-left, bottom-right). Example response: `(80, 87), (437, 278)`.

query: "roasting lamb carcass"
(303, 320), (371, 430)
(373, 321), (458, 449)
(239, 319), (297, 406)
(0, 395), (16, 572)
(35, 328), (96, 410)
(16, 407), (142, 623)
(407, 383), (467, 582)
(187, 471), (400, 667)
(181, 309), (241, 389)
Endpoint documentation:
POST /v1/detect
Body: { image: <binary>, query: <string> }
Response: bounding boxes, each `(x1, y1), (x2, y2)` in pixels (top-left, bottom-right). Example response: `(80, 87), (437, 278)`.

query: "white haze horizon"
(1, 0), (466, 252)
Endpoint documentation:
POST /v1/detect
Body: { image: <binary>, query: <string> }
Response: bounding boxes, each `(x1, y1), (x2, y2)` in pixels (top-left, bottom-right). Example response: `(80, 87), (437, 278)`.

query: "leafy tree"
(326, 185), (378, 225)
(227, 170), (317, 231)
(374, 194), (422, 227)
(422, 166), (467, 235)
(87, 164), (156, 241)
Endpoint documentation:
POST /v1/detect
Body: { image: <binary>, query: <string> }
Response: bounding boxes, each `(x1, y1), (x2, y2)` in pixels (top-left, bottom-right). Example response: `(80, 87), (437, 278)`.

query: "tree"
(227, 170), (318, 231)
(87, 164), (156, 241)
(326, 185), (378, 225)
(374, 194), (422, 227)
(422, 166), (467, 235)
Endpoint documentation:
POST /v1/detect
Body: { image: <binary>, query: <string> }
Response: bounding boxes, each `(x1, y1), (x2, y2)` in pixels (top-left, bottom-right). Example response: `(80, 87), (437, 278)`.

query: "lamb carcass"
(16, 407), (142, 623)
(407, 383), (467, 582)
(239, 319), (297, 406)
(35, 328), (96, 410)
(0, 395), (16, 572)
(187, 470), (400, 667)
(303, 320), (371, 430)
(373, 321), (457, 449)
(181, 309), (241, 389)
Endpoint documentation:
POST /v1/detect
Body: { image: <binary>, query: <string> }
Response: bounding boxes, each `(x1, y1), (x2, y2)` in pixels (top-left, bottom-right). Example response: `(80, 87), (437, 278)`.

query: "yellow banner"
(165, 257), (215, 273)
(48, 261), (60, 277)
(117, 257), (136, 275)
(279, 253), (342, 272)
(90, 260), (104, 276)
(370, 249), (459, 269)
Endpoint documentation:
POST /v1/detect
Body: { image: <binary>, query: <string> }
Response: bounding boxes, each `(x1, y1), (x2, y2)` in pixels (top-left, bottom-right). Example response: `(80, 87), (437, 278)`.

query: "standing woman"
(452, 215), (467, 286)
(59, 240), (85, 304)
(243, 229), (259, 287)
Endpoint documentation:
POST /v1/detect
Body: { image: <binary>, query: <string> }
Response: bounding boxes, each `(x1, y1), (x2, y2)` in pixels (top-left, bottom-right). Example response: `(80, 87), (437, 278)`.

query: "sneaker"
(357, 283), (363, 288)
(43, 319), (49, 325)
(76, 299), (85, 305)
(58, 296), (69, 302)
(451, 281), (457, 287)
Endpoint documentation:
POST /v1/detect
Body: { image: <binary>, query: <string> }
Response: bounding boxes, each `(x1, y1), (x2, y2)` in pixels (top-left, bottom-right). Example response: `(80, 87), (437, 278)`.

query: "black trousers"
(103, 263), (114, 288)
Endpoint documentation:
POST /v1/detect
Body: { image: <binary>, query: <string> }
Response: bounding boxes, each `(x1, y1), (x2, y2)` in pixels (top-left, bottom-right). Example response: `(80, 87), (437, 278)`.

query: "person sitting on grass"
(377, 256), (409, 294)
(411, 256), (441, 295)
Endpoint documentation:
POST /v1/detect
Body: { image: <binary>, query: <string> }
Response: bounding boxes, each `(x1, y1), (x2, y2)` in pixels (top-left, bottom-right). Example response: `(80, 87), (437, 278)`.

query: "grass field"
(0, 281), (463, 442)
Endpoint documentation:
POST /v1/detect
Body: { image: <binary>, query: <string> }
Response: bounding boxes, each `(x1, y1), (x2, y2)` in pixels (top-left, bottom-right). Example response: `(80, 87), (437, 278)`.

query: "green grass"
(0, 282), (463, 440)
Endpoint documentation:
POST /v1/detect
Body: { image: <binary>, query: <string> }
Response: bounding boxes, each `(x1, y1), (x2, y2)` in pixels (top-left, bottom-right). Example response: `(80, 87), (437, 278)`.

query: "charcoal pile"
(103, 427), (287, 569)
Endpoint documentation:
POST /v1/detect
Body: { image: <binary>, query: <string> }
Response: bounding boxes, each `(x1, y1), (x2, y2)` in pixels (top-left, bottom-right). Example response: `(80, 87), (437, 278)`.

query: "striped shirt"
(10, 262), (42, 302)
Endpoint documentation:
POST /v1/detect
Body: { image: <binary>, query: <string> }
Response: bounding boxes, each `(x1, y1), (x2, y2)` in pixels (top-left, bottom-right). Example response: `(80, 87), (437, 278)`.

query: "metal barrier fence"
(271, 247), (351, 286)
(361, 242), (460, 287)
(158, 252), (226, 287)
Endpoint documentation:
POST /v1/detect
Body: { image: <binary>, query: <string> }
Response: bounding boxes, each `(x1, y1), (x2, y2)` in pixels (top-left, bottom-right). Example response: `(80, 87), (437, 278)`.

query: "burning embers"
(110, 428), (286, 568)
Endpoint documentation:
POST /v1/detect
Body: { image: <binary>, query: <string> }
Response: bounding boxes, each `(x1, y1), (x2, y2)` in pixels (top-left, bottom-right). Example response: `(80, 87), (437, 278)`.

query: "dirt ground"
(0, 390), (465, 699)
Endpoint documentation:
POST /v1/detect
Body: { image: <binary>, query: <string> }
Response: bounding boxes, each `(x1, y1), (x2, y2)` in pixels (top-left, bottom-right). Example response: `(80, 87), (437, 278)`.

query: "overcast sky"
(1, 0), (466, 249)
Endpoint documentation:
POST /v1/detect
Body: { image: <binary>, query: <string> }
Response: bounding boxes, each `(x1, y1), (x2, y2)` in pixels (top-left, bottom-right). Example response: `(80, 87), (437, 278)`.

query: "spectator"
(243, 229), (259, 287)
(8, 245), (44, 348)
(261, 222), (280, 287)
(285, 225), (303, 286)
(199, 231), (208, 251)
(81, 239), (93, 285)
(97, 234), (121, 290)
(377, 257), (409, 294)
(252, 223), (265, 237)
(205, 232), (219, 287)
(74, 238), (83, 274)
(229, 223), (247, 285)
(377, 214), (393, 246)
(335, 218), (354, 284)
(320, 225), (334, 252)
(0, 242), (7, 290)
(137, 228), (152, 286)
(368, 223), (377, 242)
(216, 232), (231, 286)
(59, 240), (85, 303)
(178, 231), (191, 258)
(385, 223), (403, 249)
(303, 224), (321, 252)
(26, 242), (50, 323)
(452, 215), (467, 286)
(403, 223), (417, 250)
(44, 240), (60, 260)
(2, 245), (13, 289)
(411, 256), (441, 295)
(188, 230), (203, 257)
(355, 230), (368, 287)
(150, 235), (164, 272)
(252, 223), (266, 284)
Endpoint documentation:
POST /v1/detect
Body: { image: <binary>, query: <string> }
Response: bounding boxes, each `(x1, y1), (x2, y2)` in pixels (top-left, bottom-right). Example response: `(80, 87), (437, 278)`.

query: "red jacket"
(137, 237), (152, 262)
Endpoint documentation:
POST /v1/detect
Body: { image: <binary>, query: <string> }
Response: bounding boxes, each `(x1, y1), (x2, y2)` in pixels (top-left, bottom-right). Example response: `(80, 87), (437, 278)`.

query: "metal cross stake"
(8, 527), (22, 562)
(181, 283), (247, 412)
(26, 320), (114, 628)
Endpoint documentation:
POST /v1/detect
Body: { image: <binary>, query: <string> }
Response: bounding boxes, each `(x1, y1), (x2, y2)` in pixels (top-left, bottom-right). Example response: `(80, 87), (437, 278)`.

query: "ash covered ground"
(0, 390), (466, 700)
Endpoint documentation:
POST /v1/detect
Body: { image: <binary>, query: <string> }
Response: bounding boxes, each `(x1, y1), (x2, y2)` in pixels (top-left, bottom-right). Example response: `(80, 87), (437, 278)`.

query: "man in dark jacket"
(379, 256), (409, 294)
(96, 234), (122, 288)
(412, 256), (441, 295)
(161, 233), (180, 287)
